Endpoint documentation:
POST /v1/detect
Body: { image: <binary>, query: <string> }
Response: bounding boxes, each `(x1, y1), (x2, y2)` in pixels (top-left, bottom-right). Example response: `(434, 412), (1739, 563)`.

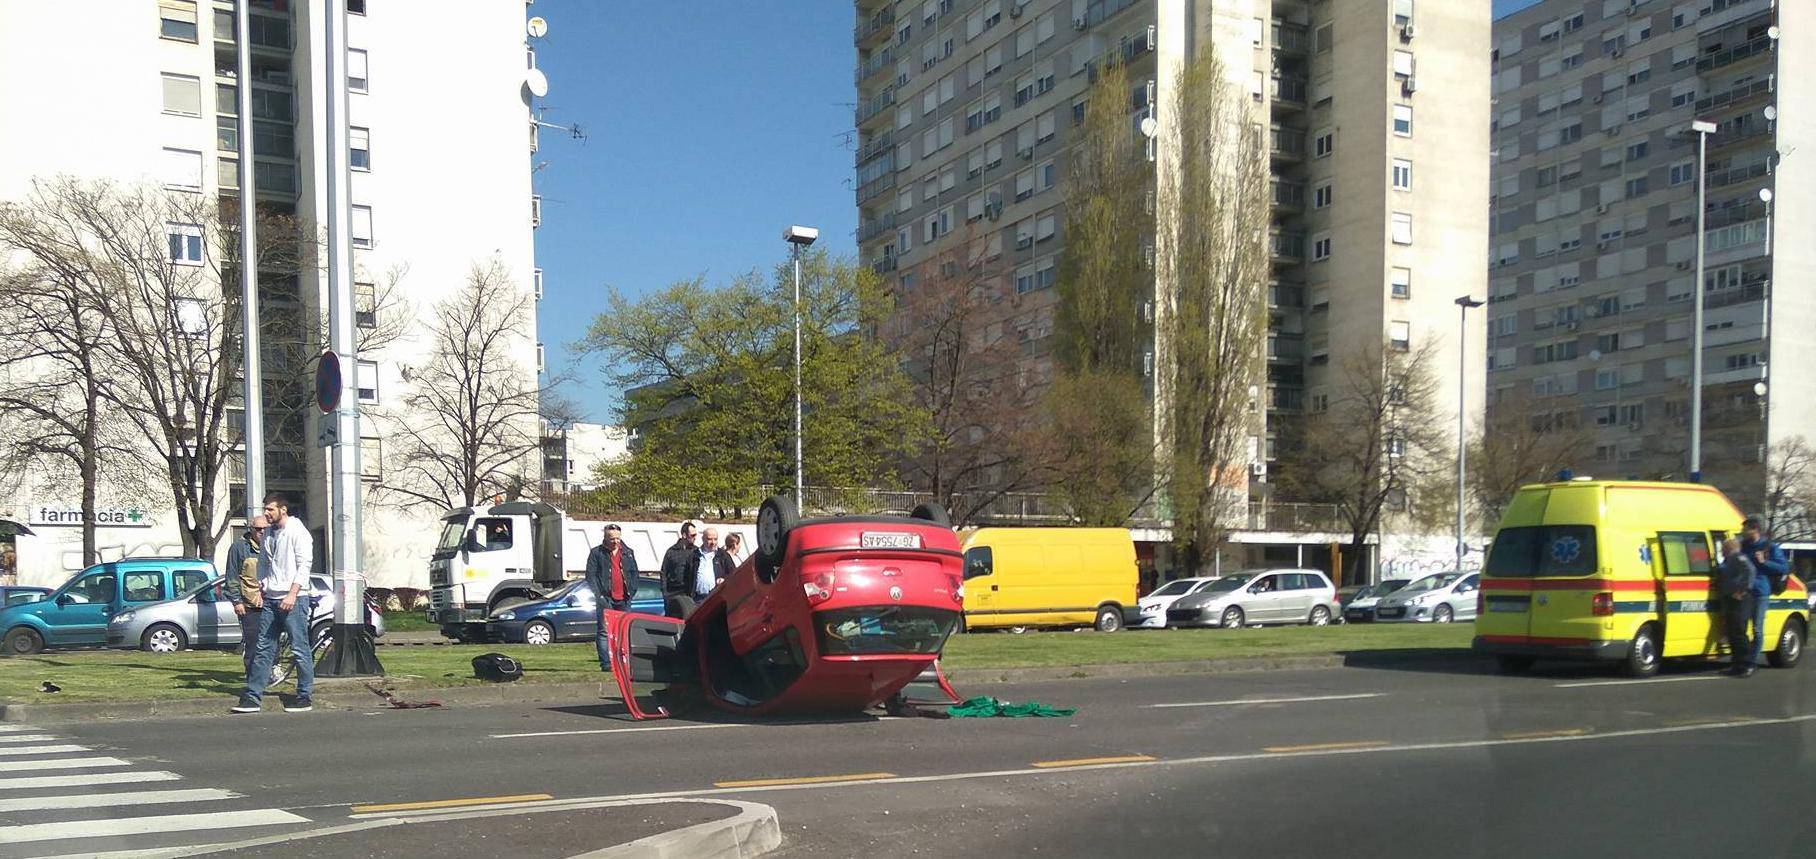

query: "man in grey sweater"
(1716, 538), (1758, 677)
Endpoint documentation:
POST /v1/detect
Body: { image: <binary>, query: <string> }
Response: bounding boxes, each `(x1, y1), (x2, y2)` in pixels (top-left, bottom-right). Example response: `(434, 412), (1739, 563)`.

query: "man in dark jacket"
(220, 516), (268, 678)
(1740, 516), (1788, 668)
(659, 521), (699, 619)
(1717, 538), (1758, 677)
(583, 525), (638, 672)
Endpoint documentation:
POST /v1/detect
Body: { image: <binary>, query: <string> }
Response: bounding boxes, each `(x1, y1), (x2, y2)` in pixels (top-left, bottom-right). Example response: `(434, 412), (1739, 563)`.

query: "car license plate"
(1378, 608), (1402, 617)
(861, 532), (921, 549)
(1489, 601), (1529, 613)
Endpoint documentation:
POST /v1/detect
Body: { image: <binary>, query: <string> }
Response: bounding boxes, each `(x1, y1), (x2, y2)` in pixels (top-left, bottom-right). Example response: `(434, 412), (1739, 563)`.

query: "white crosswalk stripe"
(0, 725), (318, 858)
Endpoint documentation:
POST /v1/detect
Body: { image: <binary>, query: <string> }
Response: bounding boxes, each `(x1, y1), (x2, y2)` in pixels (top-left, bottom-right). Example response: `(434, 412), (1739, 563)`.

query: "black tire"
(1768, 617), (1805, 668)
(310, 621), (331, 645)
(1094, 606), (1123, 633)
(1624, 625), (1661, 678)
(1496, 655), (1536, 674)
(1433, 604), (1454, 624)
(141, 623), (188, 654)
(1309, 606), (1332, 627)
(1220, 606), (1245, 629)
(910, 502), (952, 528)
(524, 619), (556, 646)
(4, 626), (44, 656)
(955, 614), (968, 634)
(756, 494), (800, 566)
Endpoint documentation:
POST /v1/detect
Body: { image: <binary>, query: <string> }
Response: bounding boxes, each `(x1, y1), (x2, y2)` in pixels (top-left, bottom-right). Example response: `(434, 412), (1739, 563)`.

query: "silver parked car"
(106, 575), (385, 653)
(1373, 571), (1479, 624)
(1341, 579), (1414, 624)
(1164, 569), (1341, 628)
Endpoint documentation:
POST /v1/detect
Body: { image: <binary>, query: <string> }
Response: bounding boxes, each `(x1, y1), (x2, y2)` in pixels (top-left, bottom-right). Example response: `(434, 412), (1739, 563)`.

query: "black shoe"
(230, 699), (261, 714)
(1736, 666), (1756, 678)
(284, 697), (313, 712)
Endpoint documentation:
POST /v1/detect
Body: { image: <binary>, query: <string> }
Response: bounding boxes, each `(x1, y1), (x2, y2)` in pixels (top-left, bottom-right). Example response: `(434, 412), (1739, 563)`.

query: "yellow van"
(1474, 479), (1809, 677)
(959, 528), (1138, 633)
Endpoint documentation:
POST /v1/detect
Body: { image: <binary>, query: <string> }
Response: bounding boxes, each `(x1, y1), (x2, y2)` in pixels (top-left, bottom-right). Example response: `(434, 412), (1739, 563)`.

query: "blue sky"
(532, 1), (1538, 422)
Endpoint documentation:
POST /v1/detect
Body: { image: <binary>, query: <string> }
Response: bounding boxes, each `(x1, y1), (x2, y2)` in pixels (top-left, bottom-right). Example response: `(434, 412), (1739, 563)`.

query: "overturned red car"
(605, 496), (964, 719)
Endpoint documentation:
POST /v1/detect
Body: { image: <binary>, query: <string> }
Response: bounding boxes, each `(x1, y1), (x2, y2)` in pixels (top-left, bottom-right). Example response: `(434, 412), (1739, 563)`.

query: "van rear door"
(1654, 531), (1718, 656)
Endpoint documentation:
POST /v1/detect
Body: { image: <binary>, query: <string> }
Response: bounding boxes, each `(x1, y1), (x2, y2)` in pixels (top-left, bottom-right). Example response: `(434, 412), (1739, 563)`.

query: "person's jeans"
(594, 601), (631, 672)
(238, 610), (260, 677)
(1724, 594), (1754, 666)
(1749, 589), (1771, 665)
(243, 596), (314, 704)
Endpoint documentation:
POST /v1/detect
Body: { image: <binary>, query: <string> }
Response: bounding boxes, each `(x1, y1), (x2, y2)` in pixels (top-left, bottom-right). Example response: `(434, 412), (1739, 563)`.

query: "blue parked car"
(1, 559), (217, 655)
(486, 577), (664, 645)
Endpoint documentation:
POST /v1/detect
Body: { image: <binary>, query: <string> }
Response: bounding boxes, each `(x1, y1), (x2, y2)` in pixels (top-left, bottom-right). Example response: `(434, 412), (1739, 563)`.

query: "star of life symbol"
(1551, 535), (1582, 565)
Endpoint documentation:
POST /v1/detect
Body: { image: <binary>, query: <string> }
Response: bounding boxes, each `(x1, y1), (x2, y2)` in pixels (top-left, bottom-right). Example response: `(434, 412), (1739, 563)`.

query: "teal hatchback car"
(1, 558), (217, 655)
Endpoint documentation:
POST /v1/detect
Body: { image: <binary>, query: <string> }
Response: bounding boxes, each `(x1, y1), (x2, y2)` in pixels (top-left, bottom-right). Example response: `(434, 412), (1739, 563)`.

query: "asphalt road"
(1, 653), (1812, 857)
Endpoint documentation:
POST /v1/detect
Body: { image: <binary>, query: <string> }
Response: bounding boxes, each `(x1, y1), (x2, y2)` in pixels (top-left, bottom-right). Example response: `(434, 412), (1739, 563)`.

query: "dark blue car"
(485, 577), (663, 645)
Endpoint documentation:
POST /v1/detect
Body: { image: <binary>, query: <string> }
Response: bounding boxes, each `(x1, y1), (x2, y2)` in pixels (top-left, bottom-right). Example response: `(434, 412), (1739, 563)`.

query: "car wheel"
(1433, 605), (1454, 624)
(524, 620), (555, 646)
(1768, 617), (1805, 669)
(1220, 606), (1245, 629)
(1094, 607), (1122, 633)
(1496, 655), (1536, 674)
(1624, 625), (1661, 678)
(141, 623), (187, 654)
(756, 494), (800, 567)
(1007, 625), (1030, 635)
(1309, 606), (1332, 627)
(3, 626), (44, 656)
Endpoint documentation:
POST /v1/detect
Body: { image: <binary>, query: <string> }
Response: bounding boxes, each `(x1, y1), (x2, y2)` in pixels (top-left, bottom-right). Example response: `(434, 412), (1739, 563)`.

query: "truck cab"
(427, 501), (565, 641)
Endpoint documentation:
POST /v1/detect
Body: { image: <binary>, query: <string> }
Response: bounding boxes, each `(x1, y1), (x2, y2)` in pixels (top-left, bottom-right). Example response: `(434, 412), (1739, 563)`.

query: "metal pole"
(793, 246), (804, 501)
(1456, 303), (1467, 571)
(319, 0), (379, 675)
(1760, 185), (1774, 468)
(235, 0), (263, 520)
(1690, 128), (1708, 481)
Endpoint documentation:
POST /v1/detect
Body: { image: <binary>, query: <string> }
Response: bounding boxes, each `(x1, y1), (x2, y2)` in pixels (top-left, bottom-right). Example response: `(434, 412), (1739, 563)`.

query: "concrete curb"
(568, 799), (782, 859)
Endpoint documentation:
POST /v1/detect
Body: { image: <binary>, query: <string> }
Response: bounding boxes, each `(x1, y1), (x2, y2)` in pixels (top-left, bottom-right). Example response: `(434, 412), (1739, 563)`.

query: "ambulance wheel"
(910, 502), (952, 528)
(1624, 626), (1661, 678)
(756, 494), (799, 567)
(1496, 656), (1536, 674)
(1768, 617), (1805, 668)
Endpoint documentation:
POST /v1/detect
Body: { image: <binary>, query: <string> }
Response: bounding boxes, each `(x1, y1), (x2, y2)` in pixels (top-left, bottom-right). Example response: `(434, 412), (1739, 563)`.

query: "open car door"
(604, 609), (689, 721)
(893, 659), (962, 707)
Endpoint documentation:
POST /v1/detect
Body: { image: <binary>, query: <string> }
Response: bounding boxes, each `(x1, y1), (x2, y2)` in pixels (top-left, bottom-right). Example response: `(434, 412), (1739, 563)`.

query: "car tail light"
(948, 575), (965, 604)
(1590, 592), (1614, 617)
(803, 572), (836, 605)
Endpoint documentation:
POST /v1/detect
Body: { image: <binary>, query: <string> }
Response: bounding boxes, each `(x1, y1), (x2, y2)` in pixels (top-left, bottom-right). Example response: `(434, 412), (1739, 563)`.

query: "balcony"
(856, 47), (895, 86)
(1706, 199), (1768, 230)
(1694, 76), (1774, 115)
(1270, 230), (1305, 264)
(856, 170), (896, 205)
(1706, 158), (1769, 190)
(1267, 334), (1304, 364)
(855, 86), (896, 127)
(855, 130), (894, 166)
(1270, 126), (1306, 162)
(1272, 21), (1311, 56)
(1696, 35), (1773, 74)
(855, 8), (895, 47)
(1271, 179), (1305, 212)
(871, 254), (899, 275)
(1271, 75), (1308, 109)
(1705, 279), (1768, 311)
(857, 211), (897, 244)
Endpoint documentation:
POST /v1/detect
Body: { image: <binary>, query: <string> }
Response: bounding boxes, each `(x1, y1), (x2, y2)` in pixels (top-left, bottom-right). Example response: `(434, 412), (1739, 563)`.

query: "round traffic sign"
(316, 350), (342, 414)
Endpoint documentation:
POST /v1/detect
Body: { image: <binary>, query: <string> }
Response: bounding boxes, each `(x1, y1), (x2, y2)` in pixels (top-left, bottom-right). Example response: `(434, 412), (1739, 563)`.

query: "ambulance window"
(1658, 532), (1713, 576)
(1484, 526), (1598, 576)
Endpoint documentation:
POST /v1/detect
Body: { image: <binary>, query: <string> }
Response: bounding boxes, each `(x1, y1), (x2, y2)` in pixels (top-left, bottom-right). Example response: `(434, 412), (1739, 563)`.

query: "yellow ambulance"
(1473, 478), (1808, 677)
(958, 528), (1138, 633)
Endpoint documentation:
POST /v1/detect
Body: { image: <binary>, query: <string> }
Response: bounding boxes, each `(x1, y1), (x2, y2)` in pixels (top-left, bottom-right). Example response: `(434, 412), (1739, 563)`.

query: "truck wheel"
(910, 502), (952, 528)
(1094, 606), (1123, 633)
(1768, 617), (1805, 668)
(4, 626), (45, 656)
(524, 620), (555, 646)
(1624, 626), (1661, 678)
(756, 494), (800, 566)
(141, 623), (187, 654)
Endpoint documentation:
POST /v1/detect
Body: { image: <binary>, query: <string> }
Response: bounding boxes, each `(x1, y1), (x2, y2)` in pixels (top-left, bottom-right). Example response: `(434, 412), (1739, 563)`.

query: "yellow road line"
(352, 793), (552, 814)
(1663, 715), (1757, 728)
(713, 772), (895, 789)
(1264, 740), (1389, 754)
(1030, 755), (1156, 769)
(1500, 728), (1591, 740)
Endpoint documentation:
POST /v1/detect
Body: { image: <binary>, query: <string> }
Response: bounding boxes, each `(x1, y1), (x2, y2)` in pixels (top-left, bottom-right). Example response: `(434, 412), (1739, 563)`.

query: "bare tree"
(1468, 389), (1594, 528)
(1762, 436), (1816, 543)
(374, 260), (544, 510)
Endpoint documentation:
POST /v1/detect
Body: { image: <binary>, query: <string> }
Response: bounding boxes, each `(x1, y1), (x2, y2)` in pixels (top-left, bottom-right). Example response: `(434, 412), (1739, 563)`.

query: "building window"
(1389, 321), (1411, 352)
(356, 360), (379, 404)
(1391, 159), (1412, 191)
(531, 194), (542, 228)
(1313, 182), (1333, 209)
(360, 436), (381, 481)
(160, 0), (198, 42)
(1314, 129), (1334, 157)
(166, 223), (204, 265)
(172, 298), (208, 336)
(1390, 267), (1411, 299)
(348, 0), (367, 14)
(1391, 212), (1413, 245)
(1392, 50), (1414, 79)
(161, 148), (203, 191)
(347, 48), (369, 92)
(350, 126), (370, 170)
(351, 205), (373, 248)
(1312, 234), (1332, 261)
(1391, 104), (1413, 136)
(532, 268), (544, 300)
(1392, 0), (1413, 27)
(354, 282), (377, 329)
(161, 73), (202, 116)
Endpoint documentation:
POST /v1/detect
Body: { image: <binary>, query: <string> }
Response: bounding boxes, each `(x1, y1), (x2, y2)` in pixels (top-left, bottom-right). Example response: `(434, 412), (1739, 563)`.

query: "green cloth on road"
(947, 696), (1075, 718)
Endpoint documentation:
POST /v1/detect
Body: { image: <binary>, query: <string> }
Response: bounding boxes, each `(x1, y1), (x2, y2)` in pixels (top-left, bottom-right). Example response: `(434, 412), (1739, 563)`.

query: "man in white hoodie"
(233, 493), (316, 713)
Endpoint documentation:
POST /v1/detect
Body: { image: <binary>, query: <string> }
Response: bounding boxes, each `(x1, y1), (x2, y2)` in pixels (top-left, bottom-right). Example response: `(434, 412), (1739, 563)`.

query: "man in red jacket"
(584, 525), (639, 672)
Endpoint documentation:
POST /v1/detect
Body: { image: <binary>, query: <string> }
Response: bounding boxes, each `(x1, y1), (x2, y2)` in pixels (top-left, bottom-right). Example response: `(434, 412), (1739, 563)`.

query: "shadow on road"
(540, 697), (888, 727)
(1339, 648), (1736, 682)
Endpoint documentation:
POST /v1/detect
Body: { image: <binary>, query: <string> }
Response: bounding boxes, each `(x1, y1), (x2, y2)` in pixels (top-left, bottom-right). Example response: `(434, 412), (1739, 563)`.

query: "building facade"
(855, 0), (1487, 511)
(541, 422), (630, 494)
(1488, 0), (1809, 507)
(0, 1), (544, 587)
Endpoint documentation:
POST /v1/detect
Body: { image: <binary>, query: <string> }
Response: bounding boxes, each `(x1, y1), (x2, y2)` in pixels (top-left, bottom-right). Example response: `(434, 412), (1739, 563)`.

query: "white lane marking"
(0, 756), (130, 773)
(1554, 675), (1727, 688)
(0, 726), (33, 733)
(361, 713), (1816, 820)
(0, 744), (88, 756)
(0, 808), (309, 845)
(0, 735), (61, 744)
(1150, 693), (1386, 709)
(0, 787), (237, 813)
(491, 723), (752, 739)
(0, 771), (182, 791)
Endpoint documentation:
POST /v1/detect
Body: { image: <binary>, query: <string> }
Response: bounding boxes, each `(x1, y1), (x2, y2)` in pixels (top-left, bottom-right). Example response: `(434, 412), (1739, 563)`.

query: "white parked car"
(1134, 577), (1217, 629)
(1165, 569), (1341, 629)
(1374, 572), (1480, 624)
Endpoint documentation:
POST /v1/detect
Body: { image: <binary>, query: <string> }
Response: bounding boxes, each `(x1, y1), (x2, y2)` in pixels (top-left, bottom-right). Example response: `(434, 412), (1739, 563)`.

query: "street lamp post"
(783, 226), (819, 501)
(1689, 119), (1717, 482)
(1455, 296), (1484, 571)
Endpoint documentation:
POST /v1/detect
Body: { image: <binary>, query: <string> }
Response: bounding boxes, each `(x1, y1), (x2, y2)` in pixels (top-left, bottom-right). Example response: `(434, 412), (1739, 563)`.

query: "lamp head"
(783, 225), (820, 246)
(1455, 296), (1485, 308)
(1690, 120), (1718, 135)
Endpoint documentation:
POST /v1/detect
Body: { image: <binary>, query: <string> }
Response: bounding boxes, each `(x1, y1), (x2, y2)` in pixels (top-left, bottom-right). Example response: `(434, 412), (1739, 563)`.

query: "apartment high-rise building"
(0, 1), (544, 587)
(1489, 0), (1808, 507)
(856, 0), (1487, 510)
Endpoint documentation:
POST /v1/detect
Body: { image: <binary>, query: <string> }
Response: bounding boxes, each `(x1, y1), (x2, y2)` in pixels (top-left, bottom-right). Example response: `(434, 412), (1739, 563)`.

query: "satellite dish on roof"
(1139, 116), (1158, 138)
(525, 68), (549, 98)
(527, 16), (549, 38)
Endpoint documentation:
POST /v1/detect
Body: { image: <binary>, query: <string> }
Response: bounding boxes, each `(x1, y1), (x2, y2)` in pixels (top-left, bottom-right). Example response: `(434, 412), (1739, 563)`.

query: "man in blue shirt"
(1740, 516), (1788, 669)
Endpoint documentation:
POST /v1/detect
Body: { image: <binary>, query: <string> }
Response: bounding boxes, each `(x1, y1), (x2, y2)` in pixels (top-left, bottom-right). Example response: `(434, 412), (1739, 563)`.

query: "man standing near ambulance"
(1717, 538), (1759, 677)
(1740, 516), (1789, 670)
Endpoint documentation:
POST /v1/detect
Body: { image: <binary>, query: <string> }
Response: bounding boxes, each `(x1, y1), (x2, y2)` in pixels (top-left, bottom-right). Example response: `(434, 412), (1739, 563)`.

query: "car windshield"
(546, 580), (585, 601)
(1150, 580), (1198, 597)
(1201, 573), (1257, 594)
(815, 606), (959, 655)
(1485, 526), (1599, 577)
(1400, 574), (1461, 594)
(435, 520), (468, 551)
